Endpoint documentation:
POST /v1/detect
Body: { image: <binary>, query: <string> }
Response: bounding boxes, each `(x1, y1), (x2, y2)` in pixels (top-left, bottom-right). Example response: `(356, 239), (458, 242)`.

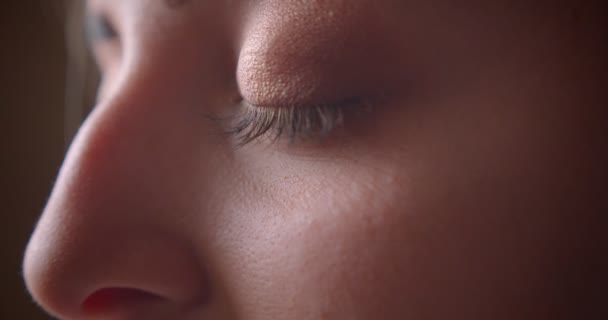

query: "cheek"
(215, 157), (427, 318)
(211, 92), (594, 319)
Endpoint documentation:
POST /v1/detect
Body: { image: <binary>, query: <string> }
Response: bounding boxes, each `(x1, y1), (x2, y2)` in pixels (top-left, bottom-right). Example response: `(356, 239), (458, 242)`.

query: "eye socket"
(85, 14), (118, 44)
(84, 12), (122, 84)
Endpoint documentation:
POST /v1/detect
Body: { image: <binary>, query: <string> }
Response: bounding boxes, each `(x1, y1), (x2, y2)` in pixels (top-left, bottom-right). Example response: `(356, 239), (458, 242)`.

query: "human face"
(23, 0), (606, 319)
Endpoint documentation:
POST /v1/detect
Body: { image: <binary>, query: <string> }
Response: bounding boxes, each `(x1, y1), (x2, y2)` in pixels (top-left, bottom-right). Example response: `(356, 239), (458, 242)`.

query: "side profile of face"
(23, 0), (606, 319)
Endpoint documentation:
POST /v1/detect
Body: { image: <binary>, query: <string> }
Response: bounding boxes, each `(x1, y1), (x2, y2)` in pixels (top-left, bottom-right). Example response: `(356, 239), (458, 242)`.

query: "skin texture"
(23, 0), (606, 319)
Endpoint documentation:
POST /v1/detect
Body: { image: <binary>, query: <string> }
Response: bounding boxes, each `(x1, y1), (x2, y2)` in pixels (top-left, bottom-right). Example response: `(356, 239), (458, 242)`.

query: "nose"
(22, 76), (213, 319)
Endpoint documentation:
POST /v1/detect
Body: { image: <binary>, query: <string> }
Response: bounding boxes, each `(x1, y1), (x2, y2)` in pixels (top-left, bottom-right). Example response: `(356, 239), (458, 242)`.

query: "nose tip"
(23, 217), (209, 319)
(21, 119), (211, 318)
(23, 229), (76, 318)
(20, 79), (218, 317)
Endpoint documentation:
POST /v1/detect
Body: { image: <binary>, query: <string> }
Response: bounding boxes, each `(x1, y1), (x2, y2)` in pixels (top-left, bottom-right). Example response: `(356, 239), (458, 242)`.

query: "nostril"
(82, 287), (164, 315)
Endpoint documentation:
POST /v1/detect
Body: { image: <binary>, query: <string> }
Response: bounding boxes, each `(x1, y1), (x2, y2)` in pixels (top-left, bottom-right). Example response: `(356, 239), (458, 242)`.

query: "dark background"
(1, 1), (91, 318)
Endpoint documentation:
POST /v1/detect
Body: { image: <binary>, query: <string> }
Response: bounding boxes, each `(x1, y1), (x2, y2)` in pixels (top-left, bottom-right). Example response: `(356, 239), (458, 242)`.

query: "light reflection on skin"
(23, 0), (606, 319)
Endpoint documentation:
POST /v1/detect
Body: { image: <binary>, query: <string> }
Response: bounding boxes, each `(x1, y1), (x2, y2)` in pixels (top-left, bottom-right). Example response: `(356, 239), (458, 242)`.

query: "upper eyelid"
(225, 97), (374, 146)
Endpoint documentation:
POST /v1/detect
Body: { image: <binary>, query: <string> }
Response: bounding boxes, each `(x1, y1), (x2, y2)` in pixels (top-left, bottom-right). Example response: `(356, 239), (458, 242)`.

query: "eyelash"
(224, 98), (371, 146)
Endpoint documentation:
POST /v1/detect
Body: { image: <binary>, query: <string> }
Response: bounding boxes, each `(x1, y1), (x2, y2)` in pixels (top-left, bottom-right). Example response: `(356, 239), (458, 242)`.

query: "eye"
(84, 12), (122, 87)
(223, 97), (375, 146)
(86, 14), (118, 44)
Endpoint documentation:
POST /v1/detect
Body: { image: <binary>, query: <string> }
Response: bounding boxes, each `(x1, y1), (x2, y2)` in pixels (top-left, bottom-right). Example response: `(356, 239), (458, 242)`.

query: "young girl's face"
(24, 0), (605, 319)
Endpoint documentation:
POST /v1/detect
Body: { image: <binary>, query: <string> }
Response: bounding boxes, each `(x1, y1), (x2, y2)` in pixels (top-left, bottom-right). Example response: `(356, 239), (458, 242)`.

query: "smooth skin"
(24, 0), (606, 319)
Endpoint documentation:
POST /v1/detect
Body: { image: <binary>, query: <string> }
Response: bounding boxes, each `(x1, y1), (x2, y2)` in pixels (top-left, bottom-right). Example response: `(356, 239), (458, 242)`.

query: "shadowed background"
(1, 1), (95, 318)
